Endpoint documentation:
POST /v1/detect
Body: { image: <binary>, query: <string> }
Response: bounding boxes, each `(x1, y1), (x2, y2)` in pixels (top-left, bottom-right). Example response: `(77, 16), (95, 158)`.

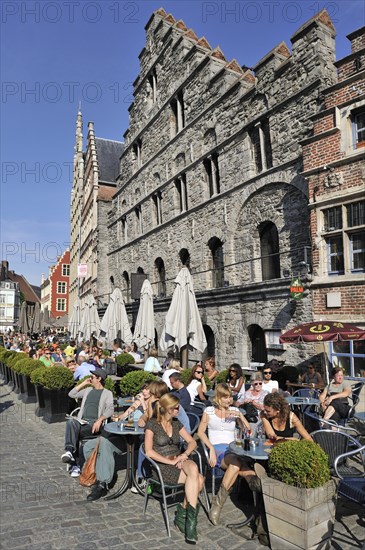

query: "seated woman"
(319, 367), (352, 423)
(186, 364), (209, 406)
(227, 363), (245, 399)
(261, 392), (312, 441)
(204, 357), (218, 383)
(237, 373), (268, 424)
(145, 393), (204, 544)
(144, 348), (162, 374)
(116, 382), (152, 422)
(197, 383), (260, 526)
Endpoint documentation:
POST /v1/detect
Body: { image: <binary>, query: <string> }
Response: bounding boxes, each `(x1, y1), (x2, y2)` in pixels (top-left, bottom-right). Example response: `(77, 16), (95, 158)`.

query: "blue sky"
(1, 0), (364, 285)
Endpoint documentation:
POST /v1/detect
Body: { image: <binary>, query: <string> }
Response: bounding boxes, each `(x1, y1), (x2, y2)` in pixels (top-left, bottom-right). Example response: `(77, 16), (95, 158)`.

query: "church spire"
(75, 107), (83, 154)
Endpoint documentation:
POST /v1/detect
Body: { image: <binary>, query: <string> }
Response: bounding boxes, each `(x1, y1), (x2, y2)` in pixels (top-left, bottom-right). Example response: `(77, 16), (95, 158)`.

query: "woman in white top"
(186, 363), (208, 404)
(144, 348), (162, 374)
(198, 383), (260, 526)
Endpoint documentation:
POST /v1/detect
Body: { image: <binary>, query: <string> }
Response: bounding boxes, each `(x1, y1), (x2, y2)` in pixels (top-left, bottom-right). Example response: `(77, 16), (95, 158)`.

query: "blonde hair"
(212, 383), (232, 408)
(149, 348), (158, 358)
(170, 359), (181, 371)
(154, 393), (180, 422)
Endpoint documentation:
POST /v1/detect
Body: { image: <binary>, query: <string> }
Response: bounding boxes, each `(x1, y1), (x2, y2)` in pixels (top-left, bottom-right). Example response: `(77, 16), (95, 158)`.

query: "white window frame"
(62, 264), (70, 276)
(56, 298), (66, 312)
(57, 281), (67, 294)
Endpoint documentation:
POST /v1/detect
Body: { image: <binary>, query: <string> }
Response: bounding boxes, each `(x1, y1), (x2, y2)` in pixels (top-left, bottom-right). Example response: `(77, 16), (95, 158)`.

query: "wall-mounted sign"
(77, 264), (87, 278)
(290, 276), (304, 300)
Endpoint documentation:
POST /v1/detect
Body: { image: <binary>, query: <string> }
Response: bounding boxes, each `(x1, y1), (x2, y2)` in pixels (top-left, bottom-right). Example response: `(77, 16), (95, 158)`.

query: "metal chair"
(334, 444), (365, 506)
(311, 429), (363, 478)
(140, 444), (208, 537)
(186, 412), (200, 435)
(291, 388), (320, 416)
(303, 410), (360, 438)
(347, 381), (364, 420)
(199, 439), (225, 498)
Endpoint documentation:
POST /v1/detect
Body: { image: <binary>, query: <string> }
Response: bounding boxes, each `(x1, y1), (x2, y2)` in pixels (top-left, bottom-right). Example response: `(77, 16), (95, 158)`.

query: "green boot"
(174, 503), (186, 534)
(185, 502), (200, 544)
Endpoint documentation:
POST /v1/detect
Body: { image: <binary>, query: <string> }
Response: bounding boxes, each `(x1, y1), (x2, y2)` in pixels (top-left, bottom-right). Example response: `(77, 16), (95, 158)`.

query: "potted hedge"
(259, 439), (336, 550)
(40, 366), (75, 423)
(116, 352), (135, 377)
(30, 366), (48, 416)
(18, 358), (44, 404)
(7, 353), (28, 393)
(119, 371), (156, 397)
(0, 349), (14, 383)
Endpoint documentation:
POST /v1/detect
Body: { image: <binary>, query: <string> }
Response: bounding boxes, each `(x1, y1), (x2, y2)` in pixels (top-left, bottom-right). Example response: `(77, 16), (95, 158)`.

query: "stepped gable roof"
(184, 28), (199, 42)
(174, 19), (187, 31)
(197, 37), (211, 50)
(165, 13), (176, 25)
(225, 59), (243, 74)
(291, 8), (335, 42)
(94, 138), (124, 183)
(8, 271), (40, 304)
(155, 7), (167, 18)
(254, 40), (291, 71)
(211, 47), (226, 61)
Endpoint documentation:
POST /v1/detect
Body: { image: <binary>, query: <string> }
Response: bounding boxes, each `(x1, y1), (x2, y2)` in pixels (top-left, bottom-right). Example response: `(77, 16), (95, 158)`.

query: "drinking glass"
(127, 411), (134, 426)
(234, 427), (242, 447)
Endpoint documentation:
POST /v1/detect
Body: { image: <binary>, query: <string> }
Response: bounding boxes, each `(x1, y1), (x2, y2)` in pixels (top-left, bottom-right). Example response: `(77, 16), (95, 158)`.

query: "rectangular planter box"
(261, 477), (336, 550)
(20, 375), (37, 404)
(34, 384), (45, 417)
(42, 388), (74, 423)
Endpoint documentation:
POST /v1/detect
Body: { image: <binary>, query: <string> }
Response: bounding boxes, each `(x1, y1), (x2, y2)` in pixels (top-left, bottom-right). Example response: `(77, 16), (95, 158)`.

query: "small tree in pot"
(259, 440), (335, 550)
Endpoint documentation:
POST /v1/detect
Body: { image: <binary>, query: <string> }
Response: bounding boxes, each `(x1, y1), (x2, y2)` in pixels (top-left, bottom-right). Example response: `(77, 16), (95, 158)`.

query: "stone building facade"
(302, 26), (365, 377)
(69, 111), (124, 314)
(108, 8), (339, 368)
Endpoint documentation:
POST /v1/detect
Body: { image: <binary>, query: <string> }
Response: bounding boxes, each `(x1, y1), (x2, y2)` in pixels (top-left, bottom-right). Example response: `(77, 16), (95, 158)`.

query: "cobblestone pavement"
(0, 380), (364, 550)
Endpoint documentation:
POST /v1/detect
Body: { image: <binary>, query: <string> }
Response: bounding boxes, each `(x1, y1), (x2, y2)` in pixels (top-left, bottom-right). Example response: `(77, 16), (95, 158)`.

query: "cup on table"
(111, 413), (119, 423)
(127, 411), (134, 426)
(234, 427), (242, 447)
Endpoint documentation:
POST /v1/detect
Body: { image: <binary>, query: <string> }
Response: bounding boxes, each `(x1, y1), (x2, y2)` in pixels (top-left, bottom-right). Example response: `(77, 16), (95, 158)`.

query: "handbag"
(79, 438), (100, 487)
(245, 403), (259, 423)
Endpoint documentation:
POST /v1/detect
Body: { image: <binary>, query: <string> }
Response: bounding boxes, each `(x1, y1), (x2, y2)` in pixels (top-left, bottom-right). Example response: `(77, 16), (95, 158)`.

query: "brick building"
(302, 26), (365, 377)
(108, 8), (339, 368)
(69, 111), (124, 314)
(44, 249), (70, 319)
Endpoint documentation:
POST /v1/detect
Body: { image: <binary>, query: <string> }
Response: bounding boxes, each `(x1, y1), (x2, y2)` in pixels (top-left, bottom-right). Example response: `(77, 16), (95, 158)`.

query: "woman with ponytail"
(145, 393), (204, 544)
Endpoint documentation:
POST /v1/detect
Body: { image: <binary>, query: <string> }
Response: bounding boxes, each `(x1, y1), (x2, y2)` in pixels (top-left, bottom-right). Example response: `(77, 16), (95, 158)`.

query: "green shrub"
(20, 359), (44, 377)
(7, 353), (28, 371)
(180, 368), (212, 391)
(116, 353), (135, 377)
(268, 439), (331, 488)
(40, 366), (74, 390)
(12, 358), (33, 375)
(30, 366), (48, 385)
(215, 369), (229, 385)
(120, 371), (156, 396)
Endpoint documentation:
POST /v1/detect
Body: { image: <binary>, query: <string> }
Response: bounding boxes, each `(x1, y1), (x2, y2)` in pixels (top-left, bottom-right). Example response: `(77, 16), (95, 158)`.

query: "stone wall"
(108, 8), (339, 368)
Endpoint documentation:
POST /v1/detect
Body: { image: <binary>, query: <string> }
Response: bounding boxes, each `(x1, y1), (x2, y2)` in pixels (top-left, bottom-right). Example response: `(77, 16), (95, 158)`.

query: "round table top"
(285, 396), (320, 406)
(104, 421), (145, 436)
(228, 441), (270, 460)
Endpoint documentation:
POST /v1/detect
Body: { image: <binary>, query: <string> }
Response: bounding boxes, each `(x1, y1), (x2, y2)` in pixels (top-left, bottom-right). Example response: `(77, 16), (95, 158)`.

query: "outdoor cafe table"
(227, 440), (271, 529)
(103, 421), (145, 499)
(285, 396), (320, 407)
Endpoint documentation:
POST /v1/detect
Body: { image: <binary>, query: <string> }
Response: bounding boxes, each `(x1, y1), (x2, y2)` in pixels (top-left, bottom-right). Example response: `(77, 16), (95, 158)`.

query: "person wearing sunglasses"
(145, 393), (204, 544)
(186, 364), (209, 406)
(227, 363), (245, 398)
(299, 363), (324, 388)
(261, 365), (279, 393)
(237, 373), (268, 423)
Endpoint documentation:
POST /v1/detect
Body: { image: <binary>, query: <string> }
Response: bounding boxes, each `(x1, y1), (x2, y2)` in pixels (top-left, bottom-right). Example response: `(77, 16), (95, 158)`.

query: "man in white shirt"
(262, 365), (279, 393)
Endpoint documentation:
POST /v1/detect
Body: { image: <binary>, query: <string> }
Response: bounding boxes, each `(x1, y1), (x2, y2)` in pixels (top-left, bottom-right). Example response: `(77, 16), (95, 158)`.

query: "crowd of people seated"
(2, 332), (358, 544)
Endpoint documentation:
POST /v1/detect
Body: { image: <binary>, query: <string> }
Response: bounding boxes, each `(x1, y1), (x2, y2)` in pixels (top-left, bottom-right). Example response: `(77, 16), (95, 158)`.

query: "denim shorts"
(213, 444), (229, 468)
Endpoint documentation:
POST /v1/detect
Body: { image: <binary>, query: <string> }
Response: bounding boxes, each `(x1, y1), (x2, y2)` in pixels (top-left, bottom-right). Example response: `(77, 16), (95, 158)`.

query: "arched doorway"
(248, 324), (267, 364)
(203, 324), (215, 357)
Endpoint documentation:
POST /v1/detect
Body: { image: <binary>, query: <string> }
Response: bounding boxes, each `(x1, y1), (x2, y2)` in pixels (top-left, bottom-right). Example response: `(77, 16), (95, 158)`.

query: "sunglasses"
(263, 371), (272, 374)
(253, 382), (263, 386)
(170, 406), (179, 412)
(195, 370), (203, 374)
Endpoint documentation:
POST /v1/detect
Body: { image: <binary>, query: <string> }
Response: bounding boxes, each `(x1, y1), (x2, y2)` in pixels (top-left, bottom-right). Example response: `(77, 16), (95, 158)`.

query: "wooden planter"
(42, 388), (73, 424)
(261, 476), (336, 550)
(34, 384), (45, 417)
(20, 374), (37, 404)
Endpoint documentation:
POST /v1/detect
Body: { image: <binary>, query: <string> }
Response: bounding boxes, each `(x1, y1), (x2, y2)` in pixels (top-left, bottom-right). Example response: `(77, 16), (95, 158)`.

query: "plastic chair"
(334, 444), (365, 506)
(140, 444), (208, 537)
(311, 429), (363, 478)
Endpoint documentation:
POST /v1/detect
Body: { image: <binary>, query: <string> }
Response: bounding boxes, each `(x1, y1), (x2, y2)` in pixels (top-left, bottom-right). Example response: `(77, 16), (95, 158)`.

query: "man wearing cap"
(61, 368), (114, 477)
